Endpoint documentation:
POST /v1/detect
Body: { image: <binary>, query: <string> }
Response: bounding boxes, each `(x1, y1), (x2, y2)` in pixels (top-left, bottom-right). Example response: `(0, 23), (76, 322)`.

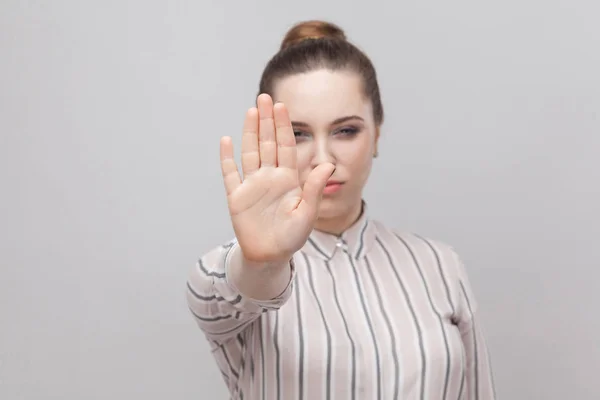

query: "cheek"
(346, 154), (373, 186)
(337, 139), (373, 173)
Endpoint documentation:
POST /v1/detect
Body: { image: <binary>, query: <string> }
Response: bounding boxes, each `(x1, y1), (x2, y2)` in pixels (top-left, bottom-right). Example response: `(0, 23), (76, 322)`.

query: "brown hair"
(258, 20), (384, 125)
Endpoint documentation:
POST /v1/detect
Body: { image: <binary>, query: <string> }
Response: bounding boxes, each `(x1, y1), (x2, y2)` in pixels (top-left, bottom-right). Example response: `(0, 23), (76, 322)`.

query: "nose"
(309, 135), (335, 168)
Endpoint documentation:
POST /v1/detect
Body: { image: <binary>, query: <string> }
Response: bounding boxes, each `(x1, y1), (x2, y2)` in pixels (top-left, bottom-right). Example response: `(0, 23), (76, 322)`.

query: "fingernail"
(330, 167), (336, 177)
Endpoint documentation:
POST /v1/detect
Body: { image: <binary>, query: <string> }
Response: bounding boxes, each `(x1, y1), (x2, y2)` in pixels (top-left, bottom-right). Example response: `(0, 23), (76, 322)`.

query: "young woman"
(186, 20), (496, 400)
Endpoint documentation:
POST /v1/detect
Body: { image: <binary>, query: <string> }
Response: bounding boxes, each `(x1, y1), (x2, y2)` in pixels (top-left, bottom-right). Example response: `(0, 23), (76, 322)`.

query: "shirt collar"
(301, 200), (377, 261)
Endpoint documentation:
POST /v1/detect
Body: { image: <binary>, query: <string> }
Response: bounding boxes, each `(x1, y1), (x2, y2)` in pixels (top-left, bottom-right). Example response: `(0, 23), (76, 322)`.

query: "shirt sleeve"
(185, 239), (296, 346)
(451, 250), (497, 400)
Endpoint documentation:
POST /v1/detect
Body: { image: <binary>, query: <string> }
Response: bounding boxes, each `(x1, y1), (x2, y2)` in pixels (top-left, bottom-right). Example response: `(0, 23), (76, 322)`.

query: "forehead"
(272, 69), (373, 125)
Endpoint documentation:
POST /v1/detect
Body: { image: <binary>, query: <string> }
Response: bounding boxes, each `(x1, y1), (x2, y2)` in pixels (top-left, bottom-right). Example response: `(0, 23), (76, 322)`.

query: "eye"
(293, 130), (310, 141)
(335, 127), (360, 137)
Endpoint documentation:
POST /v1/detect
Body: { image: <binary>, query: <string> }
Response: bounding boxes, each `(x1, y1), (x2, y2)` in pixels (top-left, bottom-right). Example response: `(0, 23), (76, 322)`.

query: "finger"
(241, 107), (259, 177)
(257, 94), (277, 167)
(296, 163), (336, 218)
(220, 136), (241, 195)
(273, 102), (297, 170)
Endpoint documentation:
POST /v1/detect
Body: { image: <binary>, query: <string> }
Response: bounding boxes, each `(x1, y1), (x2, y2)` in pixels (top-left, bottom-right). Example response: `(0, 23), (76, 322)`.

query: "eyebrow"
(291, 115), (364, 127)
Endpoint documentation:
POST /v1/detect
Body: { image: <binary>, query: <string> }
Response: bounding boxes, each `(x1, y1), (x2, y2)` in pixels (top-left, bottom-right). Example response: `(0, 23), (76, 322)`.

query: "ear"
(373, 126), (381, 157)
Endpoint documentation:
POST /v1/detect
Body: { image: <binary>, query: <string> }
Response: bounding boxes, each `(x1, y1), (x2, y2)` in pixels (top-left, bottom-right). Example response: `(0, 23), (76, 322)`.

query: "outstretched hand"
(220, 94), (335, 265)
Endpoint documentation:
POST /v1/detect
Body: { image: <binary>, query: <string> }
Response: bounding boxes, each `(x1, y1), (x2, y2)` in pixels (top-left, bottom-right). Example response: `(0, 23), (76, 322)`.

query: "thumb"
(299, 163), (336, 217)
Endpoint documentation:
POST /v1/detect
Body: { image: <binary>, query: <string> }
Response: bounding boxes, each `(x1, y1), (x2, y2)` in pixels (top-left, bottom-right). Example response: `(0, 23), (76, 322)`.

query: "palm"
(220, 94), (334, 264)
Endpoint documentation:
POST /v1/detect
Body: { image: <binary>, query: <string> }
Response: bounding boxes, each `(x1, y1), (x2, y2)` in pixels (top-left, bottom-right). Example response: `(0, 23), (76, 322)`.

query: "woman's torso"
(212, 219), (468, 400)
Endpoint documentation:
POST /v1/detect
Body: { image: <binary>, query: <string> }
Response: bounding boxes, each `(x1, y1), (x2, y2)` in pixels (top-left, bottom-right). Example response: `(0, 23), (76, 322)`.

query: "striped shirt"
(186, 203), (496, 399)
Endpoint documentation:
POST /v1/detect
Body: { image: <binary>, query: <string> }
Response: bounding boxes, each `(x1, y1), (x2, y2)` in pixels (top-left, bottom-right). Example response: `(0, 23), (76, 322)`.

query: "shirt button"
(336, 239), (348, 252)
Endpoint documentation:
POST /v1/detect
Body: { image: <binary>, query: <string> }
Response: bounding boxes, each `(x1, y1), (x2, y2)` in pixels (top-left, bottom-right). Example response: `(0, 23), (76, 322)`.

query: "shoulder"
(371, 219), (454, 253)
(371, 219), (462, 274)
(370, 220), (479, 308)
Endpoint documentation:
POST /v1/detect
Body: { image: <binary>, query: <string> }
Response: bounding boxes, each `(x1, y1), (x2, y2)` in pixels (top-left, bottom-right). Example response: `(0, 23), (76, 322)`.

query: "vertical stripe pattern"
(186, 205), (496, 399)
(325, 261), (357, 399)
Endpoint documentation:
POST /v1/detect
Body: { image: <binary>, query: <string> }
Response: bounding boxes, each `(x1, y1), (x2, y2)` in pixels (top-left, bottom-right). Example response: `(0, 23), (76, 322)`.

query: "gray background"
(1, 0), (598, 399)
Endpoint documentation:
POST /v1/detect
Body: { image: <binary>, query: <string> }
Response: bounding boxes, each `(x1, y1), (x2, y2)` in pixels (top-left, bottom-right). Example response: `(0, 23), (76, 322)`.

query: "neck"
(313, 200), (364, 236)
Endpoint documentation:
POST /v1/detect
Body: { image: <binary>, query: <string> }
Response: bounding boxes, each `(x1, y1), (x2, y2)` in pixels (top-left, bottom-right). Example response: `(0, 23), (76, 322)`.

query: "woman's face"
(273, 69), (379, 231)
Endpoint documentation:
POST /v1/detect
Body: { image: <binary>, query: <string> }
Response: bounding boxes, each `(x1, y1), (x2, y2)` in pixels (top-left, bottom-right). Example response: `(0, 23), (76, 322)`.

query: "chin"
(317, 196), (352, 220)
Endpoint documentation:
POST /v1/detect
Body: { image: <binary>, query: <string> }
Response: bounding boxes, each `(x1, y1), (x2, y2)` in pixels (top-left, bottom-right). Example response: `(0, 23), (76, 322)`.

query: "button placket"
(335, 237), (349, 254)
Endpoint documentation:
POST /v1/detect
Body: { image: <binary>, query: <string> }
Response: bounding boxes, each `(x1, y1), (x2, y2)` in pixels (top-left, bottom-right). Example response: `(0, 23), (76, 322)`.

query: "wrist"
(226, 243), (294, 301)
(236, 246), (292, 271)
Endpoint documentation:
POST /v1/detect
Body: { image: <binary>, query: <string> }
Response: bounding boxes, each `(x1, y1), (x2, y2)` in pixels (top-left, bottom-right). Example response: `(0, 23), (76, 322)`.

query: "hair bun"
(280, 20), (347, 51)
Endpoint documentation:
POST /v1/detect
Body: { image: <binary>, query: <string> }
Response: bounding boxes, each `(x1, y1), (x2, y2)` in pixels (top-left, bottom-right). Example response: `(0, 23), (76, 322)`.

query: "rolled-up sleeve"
(185, 240), (296, 346)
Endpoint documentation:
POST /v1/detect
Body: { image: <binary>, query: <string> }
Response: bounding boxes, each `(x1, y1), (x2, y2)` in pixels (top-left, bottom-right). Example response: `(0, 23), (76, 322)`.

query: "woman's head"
(259, 21), (384, 234)
(259, 20), (383, 126)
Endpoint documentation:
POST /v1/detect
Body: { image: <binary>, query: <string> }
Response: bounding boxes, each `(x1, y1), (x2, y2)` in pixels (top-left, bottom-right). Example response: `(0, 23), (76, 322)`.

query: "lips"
(323, 180), (344, 195)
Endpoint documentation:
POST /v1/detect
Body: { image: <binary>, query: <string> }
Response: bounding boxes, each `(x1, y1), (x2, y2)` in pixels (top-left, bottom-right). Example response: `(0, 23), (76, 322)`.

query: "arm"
(185, 239), (295, 346)
(452, 251), (497, 400)
(189, 95), (330, 348)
